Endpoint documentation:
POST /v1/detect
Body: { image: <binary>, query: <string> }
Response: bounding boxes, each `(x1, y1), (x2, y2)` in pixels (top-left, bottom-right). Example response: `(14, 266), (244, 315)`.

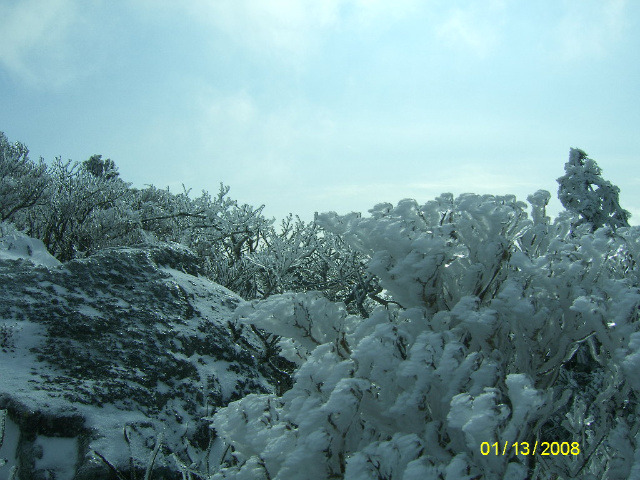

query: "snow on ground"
(0, 231), (60, 267)
(0, 414), (19, 480)
(0, 247), (273, 478)
(33, 436), (78, 480)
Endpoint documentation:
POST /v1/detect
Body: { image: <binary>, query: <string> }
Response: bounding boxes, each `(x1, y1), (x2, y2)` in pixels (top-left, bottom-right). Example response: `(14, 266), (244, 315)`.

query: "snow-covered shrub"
(131, 183), (275, 298)
(0, 323), (15, 352)
(210, 190), (640, 479)
(243, 216), (374, 311)
(135, 187), (372, 306)
(244, 217), (335, 299)
(234, 292), (356, 366)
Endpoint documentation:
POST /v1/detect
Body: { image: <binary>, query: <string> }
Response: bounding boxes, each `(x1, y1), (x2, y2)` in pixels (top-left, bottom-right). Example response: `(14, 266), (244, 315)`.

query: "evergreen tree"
(557, 148), (630, 231)
(82, 154), (120, 180)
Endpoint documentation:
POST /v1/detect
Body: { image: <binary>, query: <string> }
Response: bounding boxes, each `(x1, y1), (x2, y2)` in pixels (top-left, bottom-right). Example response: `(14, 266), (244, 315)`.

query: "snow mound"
(0, 231), (60, 267)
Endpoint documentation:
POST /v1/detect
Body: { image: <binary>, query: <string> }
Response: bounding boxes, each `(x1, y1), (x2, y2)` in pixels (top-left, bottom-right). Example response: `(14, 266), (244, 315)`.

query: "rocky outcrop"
(0, 234), (283, 479)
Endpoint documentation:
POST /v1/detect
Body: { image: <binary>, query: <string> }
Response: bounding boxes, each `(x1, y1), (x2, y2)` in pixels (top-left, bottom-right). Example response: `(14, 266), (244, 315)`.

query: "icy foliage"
(234, 292), (356, 365)
(211, 189), (640, 479)
(6, 155), (134, 261)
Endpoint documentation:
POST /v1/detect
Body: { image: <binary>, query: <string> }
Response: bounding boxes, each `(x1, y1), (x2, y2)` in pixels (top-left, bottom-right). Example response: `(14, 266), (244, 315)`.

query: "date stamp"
(480, 441), (580, 457)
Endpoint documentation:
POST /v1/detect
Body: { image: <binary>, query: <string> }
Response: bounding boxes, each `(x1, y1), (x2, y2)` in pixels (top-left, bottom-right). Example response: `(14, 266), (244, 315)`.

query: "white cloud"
(0, 0), (80, 86)
(136, 0), (420, 62)
(202, 91), (257, 126)
(194, 0), (338, 56)
(552, 0), (628, 60)
(180, 87), (304, 187)
(436, 1), (507, 58)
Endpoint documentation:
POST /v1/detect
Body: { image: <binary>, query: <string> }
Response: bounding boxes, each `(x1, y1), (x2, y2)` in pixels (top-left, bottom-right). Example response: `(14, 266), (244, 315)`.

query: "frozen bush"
(211, 190), (640, 479)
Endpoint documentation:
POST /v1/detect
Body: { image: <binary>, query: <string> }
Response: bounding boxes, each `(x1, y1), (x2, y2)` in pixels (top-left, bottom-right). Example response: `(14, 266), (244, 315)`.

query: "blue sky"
(1, 0), (638, 223)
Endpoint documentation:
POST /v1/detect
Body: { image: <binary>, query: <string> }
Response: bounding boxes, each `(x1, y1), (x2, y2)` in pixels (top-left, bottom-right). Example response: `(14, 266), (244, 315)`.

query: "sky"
(0, 0), (639, 224)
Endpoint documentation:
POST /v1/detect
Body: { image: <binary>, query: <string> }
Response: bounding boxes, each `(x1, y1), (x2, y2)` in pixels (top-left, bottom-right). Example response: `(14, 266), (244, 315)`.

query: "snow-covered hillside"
(0, 238), (282, 479)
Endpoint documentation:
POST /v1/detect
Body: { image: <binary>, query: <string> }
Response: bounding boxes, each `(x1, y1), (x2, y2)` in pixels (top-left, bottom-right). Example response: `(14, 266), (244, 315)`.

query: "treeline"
(0, 131), (380, 315)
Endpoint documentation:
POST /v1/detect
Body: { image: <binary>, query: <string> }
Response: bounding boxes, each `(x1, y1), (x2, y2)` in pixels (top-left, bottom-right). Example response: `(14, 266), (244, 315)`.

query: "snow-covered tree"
(82, 154), (120, 180)
(132, 186), (372, 306)
(242, 215), (375, 311)
(1, 133), (370, 309)
(557, 148), (630, 231)
(13, 157), (132, 261)
(131, 183), (275, 296)
(210, 192), (640, 479)
(0, 131), (48, 223)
